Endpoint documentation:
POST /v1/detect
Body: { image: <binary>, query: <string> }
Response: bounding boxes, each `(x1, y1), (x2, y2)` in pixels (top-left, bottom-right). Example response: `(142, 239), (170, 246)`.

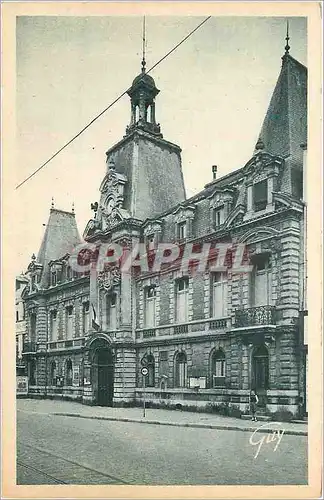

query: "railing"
(48, 338), (85, 350)
(234, 305), (277, 327)
(174, 324), (189, 334)
(22, 341), (36, 353)
(143, 329), (156, 338)
(136, 317), (230, 340)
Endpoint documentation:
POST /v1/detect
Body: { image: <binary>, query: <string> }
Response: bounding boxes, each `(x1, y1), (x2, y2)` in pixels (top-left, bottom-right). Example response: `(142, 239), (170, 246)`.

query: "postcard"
(1, 1), (322, 499)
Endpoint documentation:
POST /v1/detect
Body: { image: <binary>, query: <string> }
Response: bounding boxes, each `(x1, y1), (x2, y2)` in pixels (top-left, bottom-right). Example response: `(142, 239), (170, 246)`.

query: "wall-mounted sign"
(73, 366), (80, 386)
(16, 376), (28, 395)
(189, 376), (206, 389)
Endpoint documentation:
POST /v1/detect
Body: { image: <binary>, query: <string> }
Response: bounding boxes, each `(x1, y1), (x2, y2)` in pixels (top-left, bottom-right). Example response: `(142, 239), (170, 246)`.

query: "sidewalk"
(17, 398), (307, 436)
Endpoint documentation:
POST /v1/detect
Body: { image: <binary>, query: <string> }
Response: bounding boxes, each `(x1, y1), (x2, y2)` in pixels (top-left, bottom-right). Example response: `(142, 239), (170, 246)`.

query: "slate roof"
(147, 51), (307, 225)
(37, 208), (82, 287)
(254, 54), (307, 159)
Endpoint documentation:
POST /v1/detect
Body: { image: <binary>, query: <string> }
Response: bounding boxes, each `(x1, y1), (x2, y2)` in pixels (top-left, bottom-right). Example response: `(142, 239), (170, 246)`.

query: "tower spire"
(141, 16), (146, 73)
(285, 20), (290, 55)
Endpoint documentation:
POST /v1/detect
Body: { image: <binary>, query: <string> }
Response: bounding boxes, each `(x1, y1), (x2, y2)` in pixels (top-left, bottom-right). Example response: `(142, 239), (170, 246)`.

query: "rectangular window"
(177, 221), (187, 240)
(253, 180), (268, 211)
(82, 302), (90, 334)
(176, 277), (189, 323)
(213, 206), (224, 227)
(66, 266), (72, 280)
(212, 273), (228, 318)
(215, 359), (225, 377)
(65, 306), (73, 340)
(50, 310), (58, 341)
(145, 286), (156, 327)
(30, 313), (37, 342)
(16, 310), (19, 322)
(107, 293), (117, 330)
(251, 255), (272, 306)
(51, 271), (57, 286)
(159, 350), (168, 377)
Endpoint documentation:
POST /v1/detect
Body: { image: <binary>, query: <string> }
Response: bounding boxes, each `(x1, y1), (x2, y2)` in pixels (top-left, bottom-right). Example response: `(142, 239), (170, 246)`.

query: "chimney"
(212, 165), (217, 180)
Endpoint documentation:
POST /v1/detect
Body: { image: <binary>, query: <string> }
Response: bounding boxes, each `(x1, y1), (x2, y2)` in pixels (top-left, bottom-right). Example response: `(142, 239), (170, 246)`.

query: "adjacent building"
(17, 41), (308, 416)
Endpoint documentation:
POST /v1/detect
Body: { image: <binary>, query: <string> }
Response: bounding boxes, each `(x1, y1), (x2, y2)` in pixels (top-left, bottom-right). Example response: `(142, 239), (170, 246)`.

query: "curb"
(52, 412), (308, 436)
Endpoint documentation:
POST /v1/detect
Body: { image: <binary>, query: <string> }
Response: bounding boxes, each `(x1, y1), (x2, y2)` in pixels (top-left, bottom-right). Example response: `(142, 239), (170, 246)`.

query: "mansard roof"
(37, 208), (81, 287)
(144, 51), (306, 224)
(254, 54), (307, 159)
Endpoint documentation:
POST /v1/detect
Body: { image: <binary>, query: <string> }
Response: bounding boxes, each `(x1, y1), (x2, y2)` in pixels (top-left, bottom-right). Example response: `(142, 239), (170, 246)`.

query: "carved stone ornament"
(101, 206), (124, 230)
(245, 152), (283, 182)
(98, 267), (121, 291)
(173, 205), (195, 224)
(143, 221), (162, 237)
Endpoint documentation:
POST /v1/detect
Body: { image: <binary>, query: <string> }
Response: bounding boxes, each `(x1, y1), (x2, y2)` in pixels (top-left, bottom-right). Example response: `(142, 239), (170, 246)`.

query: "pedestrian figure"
(249, 390), (259, 421)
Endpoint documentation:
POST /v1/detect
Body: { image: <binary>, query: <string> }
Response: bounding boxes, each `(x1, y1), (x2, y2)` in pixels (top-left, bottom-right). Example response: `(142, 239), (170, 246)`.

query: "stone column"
(267, 176), (274, 209)
(113, 344), (136, 404)
(151, 102), (156, 124)
(89, 254), (99, 331)
(247, 184), (253, 212)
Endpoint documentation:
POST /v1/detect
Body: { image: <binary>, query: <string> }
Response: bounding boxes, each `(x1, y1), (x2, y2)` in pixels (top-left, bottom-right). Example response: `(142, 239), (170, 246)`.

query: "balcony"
(136, 317), (230, 340)
(234, 305), (277, 328)
(22, 341), (36, 353)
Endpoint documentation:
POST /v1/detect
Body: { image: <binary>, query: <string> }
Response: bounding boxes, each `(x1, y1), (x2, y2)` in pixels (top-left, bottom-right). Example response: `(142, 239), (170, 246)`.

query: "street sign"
(141, 367), (148, 376)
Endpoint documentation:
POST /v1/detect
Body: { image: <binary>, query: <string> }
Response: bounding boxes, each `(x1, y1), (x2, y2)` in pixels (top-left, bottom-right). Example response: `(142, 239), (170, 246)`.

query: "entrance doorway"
(252, 344), (269, 407)
(93, 347), (114, 406)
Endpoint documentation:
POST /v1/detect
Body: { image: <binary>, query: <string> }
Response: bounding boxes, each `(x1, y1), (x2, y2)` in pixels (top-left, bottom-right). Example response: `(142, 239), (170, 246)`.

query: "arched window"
(252, 344), (269, 390)
(135, 105), (139, 123)
(146, 354), (155, 388)
(50, 361), (57, 386)
(65, 359), (73, 386)
(29, 359), (36, 386)
(146, 104), (152, 123)
(175, 352), (187, 388)
(211, 349), (226, 387)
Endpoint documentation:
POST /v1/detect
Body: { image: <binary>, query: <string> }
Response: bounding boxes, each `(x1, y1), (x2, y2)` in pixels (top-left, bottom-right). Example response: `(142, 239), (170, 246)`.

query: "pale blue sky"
(15, 16), (307, 274)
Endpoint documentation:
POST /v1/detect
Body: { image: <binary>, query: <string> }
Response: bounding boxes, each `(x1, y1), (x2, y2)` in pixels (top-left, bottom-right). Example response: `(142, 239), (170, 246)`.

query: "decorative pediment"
(273, 192), (304, 212)
(238, 226), (281, 246)
(208, 187), (234, 208)
(225, 205), (245, 228)
(172, 204), (195, 223)
(101, 206), (131, 231)
(142, 218), (162, 236)
(99, 160), (127, 195)
(244, 151), (284, 183)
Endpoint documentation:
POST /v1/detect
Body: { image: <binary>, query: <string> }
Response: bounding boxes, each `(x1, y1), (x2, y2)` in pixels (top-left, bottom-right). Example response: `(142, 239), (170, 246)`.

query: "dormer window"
(146, 233), (157, 251)
(177, 221), (187, 240)
(253, 179), (268, 212)
(51, 271), (57, 287)
(213, 206), (225, 228)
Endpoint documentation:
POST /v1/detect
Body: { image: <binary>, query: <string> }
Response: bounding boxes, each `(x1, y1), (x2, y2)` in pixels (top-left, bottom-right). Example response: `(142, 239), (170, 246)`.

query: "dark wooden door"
(253, 355), (269, 407)
(96, 348), (114, 407)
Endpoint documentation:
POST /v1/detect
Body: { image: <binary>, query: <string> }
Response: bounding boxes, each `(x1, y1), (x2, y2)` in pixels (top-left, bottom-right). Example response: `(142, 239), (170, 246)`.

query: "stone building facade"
(18, 45), (308, 417)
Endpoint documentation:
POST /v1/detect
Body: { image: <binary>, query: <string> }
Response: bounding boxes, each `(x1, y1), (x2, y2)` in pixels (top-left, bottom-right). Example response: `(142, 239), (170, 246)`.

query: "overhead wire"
(16, 16), (212, 190)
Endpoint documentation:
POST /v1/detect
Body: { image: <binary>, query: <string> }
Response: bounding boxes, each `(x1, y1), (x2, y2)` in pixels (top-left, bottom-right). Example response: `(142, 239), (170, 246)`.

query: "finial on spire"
(72, 202), (75, 214)
(285, 20), (290, 55)
(255, 137), (265, 152)
(141, 16), (146, 73)
(51, 197), (55, 209)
